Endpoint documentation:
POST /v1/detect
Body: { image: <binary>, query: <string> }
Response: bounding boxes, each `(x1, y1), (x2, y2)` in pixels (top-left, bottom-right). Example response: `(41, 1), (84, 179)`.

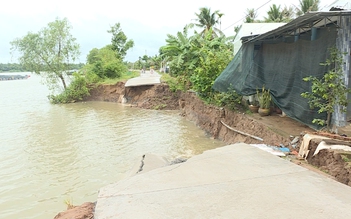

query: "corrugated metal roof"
(323, 0), (351, 11)
(244, 11), (351, 43)
(233, 23), (286, 55)
(236, 23), (286, 39)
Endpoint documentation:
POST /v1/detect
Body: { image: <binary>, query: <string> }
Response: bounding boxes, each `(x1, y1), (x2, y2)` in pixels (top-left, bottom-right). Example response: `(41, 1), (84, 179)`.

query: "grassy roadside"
(98, 70), (140, 85)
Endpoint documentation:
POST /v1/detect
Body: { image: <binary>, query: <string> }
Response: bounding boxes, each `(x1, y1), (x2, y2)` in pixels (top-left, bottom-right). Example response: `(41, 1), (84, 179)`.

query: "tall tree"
(234, 25), (242, 40)
(10, 17), (80, 91)
(265, 4), (284, 22)
(107, 23), (134, 59)
(281, 5), (295, 21)
(192, 7), (224, 37)
(296, 0), (320, 16)
(245, 8), (258, 23)
(85, 47), (127, 79)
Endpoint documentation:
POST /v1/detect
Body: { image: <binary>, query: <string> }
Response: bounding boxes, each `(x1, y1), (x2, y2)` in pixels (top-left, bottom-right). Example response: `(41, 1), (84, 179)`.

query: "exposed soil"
(304, 138), (351, 186)
(54, 82), (351, 218)
(86, 82), (310, 146)
(53, 202), (94, 219)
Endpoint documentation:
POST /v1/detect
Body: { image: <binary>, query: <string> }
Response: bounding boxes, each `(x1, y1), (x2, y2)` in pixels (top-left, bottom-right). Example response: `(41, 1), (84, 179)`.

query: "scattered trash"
(313, 141), (351, 156)
(291, 136), (299, 145)
(279, 147), (290, 153)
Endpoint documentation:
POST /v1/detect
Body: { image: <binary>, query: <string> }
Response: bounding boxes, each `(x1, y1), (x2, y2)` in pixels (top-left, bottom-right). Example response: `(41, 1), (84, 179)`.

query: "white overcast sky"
(0, 0), (336, 63)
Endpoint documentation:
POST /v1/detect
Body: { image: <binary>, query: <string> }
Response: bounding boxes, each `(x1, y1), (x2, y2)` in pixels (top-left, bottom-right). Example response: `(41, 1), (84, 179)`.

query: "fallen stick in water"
(221, 120), (263, 141)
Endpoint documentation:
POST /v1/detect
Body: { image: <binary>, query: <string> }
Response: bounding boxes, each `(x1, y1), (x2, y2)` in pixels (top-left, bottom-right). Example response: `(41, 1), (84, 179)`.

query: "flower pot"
(249, 105), (259, 113)
(258, 108), (271, 116)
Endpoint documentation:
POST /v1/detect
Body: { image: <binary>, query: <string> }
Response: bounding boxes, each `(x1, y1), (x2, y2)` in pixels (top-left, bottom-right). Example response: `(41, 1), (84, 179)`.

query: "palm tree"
(296, 0), (320, 16)
(245, 8), (257, 23)
(265, 4), (284, 22)
(281, 6), (295, 22)
(192, 7), (224, 37)
(234, 25), (242, 40)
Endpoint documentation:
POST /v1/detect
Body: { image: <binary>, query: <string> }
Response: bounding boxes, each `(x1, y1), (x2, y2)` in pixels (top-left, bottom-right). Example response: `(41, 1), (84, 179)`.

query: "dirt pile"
(53, 202), (95, 219)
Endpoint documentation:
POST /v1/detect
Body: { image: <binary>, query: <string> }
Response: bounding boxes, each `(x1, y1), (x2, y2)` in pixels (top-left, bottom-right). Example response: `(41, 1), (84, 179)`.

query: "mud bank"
(54, 82), (351, 218)
(86, 82), (290, 146)
(304, 138), (351, 186)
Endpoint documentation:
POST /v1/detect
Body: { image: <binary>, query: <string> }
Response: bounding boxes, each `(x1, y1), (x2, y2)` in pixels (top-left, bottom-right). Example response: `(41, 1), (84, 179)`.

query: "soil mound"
(54, 202), (95, 219)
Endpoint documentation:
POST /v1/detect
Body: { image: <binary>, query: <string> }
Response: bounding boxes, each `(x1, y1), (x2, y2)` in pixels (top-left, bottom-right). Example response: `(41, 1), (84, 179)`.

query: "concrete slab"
(95, 143), (351, 219)
(126, 154), (169, 178)
(125, 71), (161, 87)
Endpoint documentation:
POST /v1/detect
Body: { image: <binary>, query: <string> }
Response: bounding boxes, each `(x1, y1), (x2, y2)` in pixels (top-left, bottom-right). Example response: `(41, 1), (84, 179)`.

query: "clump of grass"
(64, 198), (74, 210)
(154, 103), (167, 110)
(341, 154), (351, 162)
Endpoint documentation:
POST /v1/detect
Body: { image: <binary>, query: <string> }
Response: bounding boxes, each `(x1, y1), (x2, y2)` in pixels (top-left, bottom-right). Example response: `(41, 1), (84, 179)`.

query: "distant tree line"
(0, 63), (26, 72)
(0, 62), (85, 73)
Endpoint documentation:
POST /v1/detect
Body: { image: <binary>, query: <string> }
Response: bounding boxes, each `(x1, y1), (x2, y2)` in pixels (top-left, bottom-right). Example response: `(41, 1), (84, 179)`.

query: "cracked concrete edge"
(127, 153), (170, 178)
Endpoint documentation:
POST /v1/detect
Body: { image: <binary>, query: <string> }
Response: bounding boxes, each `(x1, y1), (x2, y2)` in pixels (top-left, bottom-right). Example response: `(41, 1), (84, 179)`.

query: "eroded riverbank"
(54, 81), (351, 218)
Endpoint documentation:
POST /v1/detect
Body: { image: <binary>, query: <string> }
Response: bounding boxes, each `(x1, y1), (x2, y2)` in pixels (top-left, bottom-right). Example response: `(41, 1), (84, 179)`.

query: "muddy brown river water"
(0, 73), (225, 219)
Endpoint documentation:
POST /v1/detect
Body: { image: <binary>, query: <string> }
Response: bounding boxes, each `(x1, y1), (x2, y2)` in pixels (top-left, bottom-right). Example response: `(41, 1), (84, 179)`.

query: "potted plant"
(257, 86), (271, 116)
(248, 96), (259, 113)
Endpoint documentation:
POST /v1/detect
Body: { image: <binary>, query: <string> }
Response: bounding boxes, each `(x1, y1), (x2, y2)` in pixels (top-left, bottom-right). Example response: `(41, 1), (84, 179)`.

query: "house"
(213, 5), (351, 130)
(233, 23), (286, 56)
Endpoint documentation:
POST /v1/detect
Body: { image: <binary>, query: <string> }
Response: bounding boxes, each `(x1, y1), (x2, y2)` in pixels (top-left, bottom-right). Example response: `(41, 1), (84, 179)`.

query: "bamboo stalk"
(220, 120), (263, 141)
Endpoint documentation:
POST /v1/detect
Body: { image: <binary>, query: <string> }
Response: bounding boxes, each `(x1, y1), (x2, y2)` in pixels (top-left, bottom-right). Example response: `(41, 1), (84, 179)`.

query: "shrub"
(49, 73), (90, 104)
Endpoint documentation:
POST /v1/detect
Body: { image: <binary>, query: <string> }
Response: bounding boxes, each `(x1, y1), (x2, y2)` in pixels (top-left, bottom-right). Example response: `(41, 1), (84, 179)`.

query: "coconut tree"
(281, 5), (295, 22)
(192, 7), (224, 37)
(265, 4), (284, 22)
(296, 0), (320, 16)
(234, 25), (242, 40)
(245, 8), (258, 23)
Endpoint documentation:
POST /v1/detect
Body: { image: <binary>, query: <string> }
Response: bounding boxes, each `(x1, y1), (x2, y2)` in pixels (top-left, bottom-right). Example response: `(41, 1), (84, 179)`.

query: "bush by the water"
(49, 73), (90, 104)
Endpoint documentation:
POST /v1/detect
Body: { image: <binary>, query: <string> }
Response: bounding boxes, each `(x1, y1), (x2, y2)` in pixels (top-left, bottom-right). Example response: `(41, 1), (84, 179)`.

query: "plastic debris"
(278, 147), (290, 153)
(291, 136), (299, 145)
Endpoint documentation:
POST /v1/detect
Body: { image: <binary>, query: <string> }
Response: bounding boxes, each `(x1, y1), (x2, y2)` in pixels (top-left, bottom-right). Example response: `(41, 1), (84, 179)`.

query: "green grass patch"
(154, 103), (167, 110)
(341, 154), (351, 162)
(160, 73), (186, 92)
(99, 70), (140, 85)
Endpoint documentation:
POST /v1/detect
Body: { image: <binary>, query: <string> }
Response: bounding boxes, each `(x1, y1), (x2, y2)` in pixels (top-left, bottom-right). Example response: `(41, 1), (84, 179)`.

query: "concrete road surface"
(95, 143), (351, 219)
(125, 70), (161, 87)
